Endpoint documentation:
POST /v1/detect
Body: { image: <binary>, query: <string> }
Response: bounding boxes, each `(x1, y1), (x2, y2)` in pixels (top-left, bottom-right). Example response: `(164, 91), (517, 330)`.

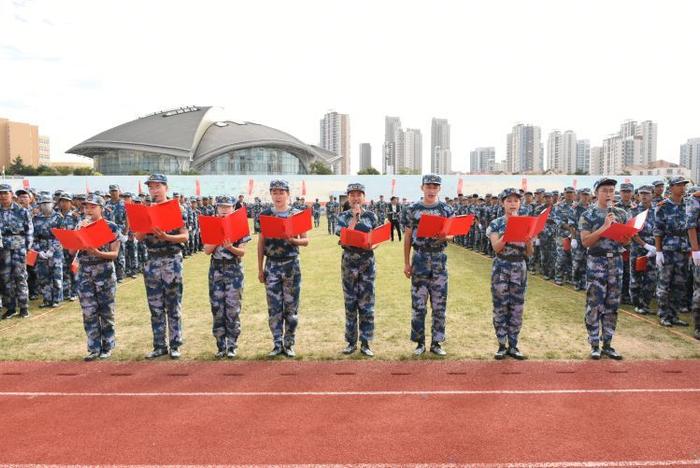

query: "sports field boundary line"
(3, 461), (700, 467)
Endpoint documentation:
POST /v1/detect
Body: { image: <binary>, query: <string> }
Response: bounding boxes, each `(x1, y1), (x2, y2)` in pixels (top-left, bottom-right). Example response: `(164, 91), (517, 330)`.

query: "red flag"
(457, 177), (464, 194)
(195, 178), (201, 196)
(22, 179), (29, 189)
(85, 179), (91, 193)
(301, 180), (307, 196)
(248, 178), (254, 196)
(138, 180), (143, 194)
(391, 178), (396, 196)
(520, 177), (528, 191)
(624, 178), (631, 184)
(573, 178), (578, 189)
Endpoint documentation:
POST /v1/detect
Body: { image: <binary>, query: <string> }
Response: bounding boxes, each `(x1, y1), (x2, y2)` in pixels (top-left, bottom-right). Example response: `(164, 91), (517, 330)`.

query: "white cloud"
(0, 0), (698, 172)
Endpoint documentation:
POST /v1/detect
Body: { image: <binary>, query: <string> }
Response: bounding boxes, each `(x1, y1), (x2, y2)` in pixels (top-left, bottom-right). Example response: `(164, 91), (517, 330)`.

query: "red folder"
(635, 255), (648, 272)
(125, 199), (184, 233)
(71, 256), (79, 274)
(340, 223), (391, 249)
(502, 207), (552, 243)
(600, 209), (648, 242)
(259, 209), (312, 239)
(26, 249), (38, 266)
(199, 207), (250, 245)
(51, 219), (116, 250)
(416, 214), (475, 238)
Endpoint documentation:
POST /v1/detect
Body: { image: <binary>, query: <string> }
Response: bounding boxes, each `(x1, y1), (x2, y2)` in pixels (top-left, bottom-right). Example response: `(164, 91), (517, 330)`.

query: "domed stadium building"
(67, 106), (340, 175)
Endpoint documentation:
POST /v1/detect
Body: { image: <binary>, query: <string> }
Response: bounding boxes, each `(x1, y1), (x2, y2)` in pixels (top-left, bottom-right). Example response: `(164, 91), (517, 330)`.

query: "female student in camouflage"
(487, 188), (534, 360)
(335, 183), (379, 357)
(33, 195), (64, 308)
(71, 194), (121, 361)
(203, 196), (251, 358)
(402, 174), (454, 356)
(257, 179), (309, 358)
(579, 178), (630, 360)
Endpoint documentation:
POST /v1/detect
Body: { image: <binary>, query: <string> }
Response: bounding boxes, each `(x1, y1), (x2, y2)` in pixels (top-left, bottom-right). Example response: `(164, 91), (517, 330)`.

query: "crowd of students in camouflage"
(1, 171), (698, 362)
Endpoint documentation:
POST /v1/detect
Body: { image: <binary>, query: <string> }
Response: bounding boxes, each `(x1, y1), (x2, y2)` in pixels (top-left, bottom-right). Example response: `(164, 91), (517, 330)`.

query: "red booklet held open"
(51, 219), (116, 250)
(259, 209), (312, 239)
(125, 199), (184, 233)
(416, 214), (475, 238)
(502, 207), (552, 243)
(26, 249), (38, 266)
(199, 207), (250, 245)
(600, 209), (648, 242)
(340, 223), (391, 249)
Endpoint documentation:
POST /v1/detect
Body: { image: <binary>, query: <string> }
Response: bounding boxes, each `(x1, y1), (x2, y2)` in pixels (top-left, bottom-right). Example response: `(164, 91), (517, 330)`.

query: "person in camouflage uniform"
(311, 198), (321, 228)
(655, 176), (691, 327)
(257, 179), (309, 358)
(335, 183), (379, 357)
(569, 188), (592, 290)
(251, 197), (264, 233)
(553, 186), (576, 286)
(120, 192), (139, 278)
(0, 183), (33, 319)
(579, 178), (628, 360)
(487, 188), (535, 360)
(652, 180), (666, 205)
(72, 194), (121, 361)
(204, 196), (251, 358)
(685, 189), (700, 340)
(188, 196), (200, 255)
(402, 174), (454, 356)
(375, 195), (388, 225)
(105, 185), (127, 281)
(136, 174), (190, 360)
(538, 192), (556, 279)
(629, 185), (658, 315)
(615, 183), (636, 304)
(326, 196), (339, 235)
(33, 195), (64, 308)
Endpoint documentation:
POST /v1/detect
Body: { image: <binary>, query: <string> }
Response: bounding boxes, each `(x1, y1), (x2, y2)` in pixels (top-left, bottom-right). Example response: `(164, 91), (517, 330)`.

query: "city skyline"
(2, 0), (699, 175)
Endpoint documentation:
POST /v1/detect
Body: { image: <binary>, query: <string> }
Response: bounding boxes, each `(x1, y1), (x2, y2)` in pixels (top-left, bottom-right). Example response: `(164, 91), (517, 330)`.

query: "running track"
(1, 360), (699, 466)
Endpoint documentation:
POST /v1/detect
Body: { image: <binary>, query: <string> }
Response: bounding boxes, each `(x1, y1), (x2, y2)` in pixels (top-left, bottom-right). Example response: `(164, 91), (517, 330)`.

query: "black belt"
(414, 248), (445, 254)
(587, 248), (621, 258)
(667, 230), (688, 237)
(79, 258), (111, 266)
(342, 248), (374, 257)
(2, 232), (24, 237)
(266, 256), (297, 263)
(496, 255), (525, 262)
(211, 257), (240, 266)
(147, 249), (181, 258)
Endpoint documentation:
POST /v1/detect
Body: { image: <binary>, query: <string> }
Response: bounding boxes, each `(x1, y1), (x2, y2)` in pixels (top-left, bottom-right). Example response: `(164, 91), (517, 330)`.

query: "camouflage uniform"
(487, 215), (528, 349)
(654, 197), (690, 322)
(579, 205), (629, 346)
(104, 196), (127, 280)
(0, 197), (33, 315)
(686, 194), (700, 335)
(375, 199), (388, 225)
(553, 197), (575, 284)
(402, 194), (454, 345)
(615, 189), (636, 303)
(630, 201), (656, 312)
(77, 218), (120, 354)
(569, 199), (590, 290)
(59, 206), (81, 298)
(539, 200), (556, 279)
(335, 206), (379, 346)
(326, 199), (339, 234)
(32, 209), (64, 305)
(312, 201), (321, 228)
(261, 205), (303, 349)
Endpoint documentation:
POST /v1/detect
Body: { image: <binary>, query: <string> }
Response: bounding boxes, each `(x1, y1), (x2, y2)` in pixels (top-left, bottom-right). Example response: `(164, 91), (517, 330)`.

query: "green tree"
(73, 167), (96, 176)
(357, 167), (380, 175)
(398, 167), (421, 175)
(309, 161), (332, 175)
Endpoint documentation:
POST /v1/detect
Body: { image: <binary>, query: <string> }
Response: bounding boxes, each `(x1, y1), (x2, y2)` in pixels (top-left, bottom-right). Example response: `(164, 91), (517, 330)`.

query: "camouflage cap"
(216, 195), (234, 206)
(668, 175), (689, 186)
(535, 188), (546, 194)
(269, 179), (290, 191)
(121, 192), (133, 198)
(172, 192), (180, 197)
(74, 194), (86, 201)
(37, 194), (53, 204)
(346, 183), (365, 194)
(652, 180), (665, 186)
(485, 193), (492, 198)
(53, 190), (63, 197)
(145, 173), (168, 185)
(499, 188), (523, 200)
(421, 174), (442, 185)
(84, 194), (105, 207)
(564, 186), (575, 193)
(620, 183), (634, 192)
(58, 192), (73, 201)
(15, 188), (29, 196)
(593, 177), (617, 191)
(0, 183), (14, 192)
(543, 191), (553, 197)
(638, 185), (653, 194)
(108, 184), (120, 191)
(580, 188), (592, 195)
(524, 191), (533, 195)
(552, 190), (560, 196)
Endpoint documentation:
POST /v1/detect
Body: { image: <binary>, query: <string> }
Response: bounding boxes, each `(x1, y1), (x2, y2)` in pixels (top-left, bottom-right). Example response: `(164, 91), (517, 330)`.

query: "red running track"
(1, 359), (699, 466)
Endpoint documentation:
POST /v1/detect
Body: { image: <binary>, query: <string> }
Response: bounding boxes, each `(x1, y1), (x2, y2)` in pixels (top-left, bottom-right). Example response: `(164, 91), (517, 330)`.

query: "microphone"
(607, 200), (613, 214)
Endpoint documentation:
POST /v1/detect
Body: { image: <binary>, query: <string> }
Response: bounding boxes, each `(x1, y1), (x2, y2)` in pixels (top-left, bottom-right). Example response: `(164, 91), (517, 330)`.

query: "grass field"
(0, 224), (698, 361)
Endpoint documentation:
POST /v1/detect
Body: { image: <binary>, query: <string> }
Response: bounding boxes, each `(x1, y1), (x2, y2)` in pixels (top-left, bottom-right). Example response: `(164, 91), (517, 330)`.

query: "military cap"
(0, 183), (13, 193)
(499, 188), (522, 200)
(638, 185), (653, 194)
(93, 190), (105, 197)
(37, 194), (53, 204)
(172, 192), (180, 197)
(121, 192), (133, 198)
(346, 183), (365, 194)
(668, 176), (689, 186)
(593, 177), (617, 191)
(58, 192), (73, 201)
(421, 174), (442, 185)
(15, 188), (29, 196)
(269, 179), (290, 191)
(145, 173), (168, 185)
(652, 180), (665, 186)
(189, 196), (197, 202)
(524, 191), (533, 195)
(564, 186), (575, 193)
(580, 188), (592, 196)
(74, 194), (86, 201)
(108, 184), (120, 191)
(53, 190), (63, 197)
(543, 191), (553, 197)
(216, 195), (234, 206)
(535, 188), (546, 194)
(485, 193), (492, 198)
(84, 194), (105, 207)
(620, 183), (634, 192)
(552, 190), (559, 196)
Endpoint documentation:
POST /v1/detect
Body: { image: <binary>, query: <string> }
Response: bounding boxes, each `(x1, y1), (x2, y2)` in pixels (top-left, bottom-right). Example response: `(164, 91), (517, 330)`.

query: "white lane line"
(0, 388), (699, 397)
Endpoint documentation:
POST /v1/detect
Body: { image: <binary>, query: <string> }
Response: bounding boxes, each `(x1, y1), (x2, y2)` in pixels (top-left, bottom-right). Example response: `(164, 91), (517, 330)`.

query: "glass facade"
(196, 147), (307, 175)
(94, 150), (189, 175)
